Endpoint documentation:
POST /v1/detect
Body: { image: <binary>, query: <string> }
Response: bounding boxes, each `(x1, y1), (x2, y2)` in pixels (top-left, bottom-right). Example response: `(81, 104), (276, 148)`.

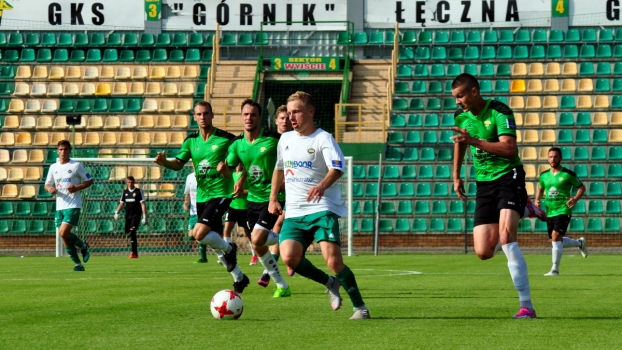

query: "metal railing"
(334, 103), (388, 143)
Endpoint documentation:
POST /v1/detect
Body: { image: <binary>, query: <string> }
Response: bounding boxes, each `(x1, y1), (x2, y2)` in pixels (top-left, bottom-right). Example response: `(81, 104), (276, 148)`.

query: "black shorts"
(547, 215), (571, 238)
(474, 166), (527, 227)
(125, 216), (141, 233)
(196, 198), (232, 234)
(225, 207), (247, 227)
(246, 201), (284, 231)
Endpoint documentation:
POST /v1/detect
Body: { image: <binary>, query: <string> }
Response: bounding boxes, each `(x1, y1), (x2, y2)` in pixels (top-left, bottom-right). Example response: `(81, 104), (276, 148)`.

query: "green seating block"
(85, 49), (102, 62)
(119, 50), (135, 62)
(126, 99), (141, 113)
(152, 48), (168, 62)
(582, 28), (597, 42)
(189, 33), (204, 46)
(8, 33), (23, 46)
(136, 49), (151, 62)
(415, 46), (430, 60)
(448, 47), (463, 60)
(69, 49), (86, 62)
(36, 48), (52, 62)
(169, 49), (184, 62)
(399, 47), (414, 60)
(75, 100), (92, 113)
(140, 33), (155, 46)
(255, 32), (269, 45)
(599, 29), (614, 42)
(580, 45), (596, 58)
(41, 33), (56, 46)
(418, 31), (432, 44)
(184, 48), (200, 62)
(19, 48), (35, 62)
(431, 46), (446, 60)
(513, 45), (528, 59)
(25, 33), (40, 46)
(434, 31), (449, 43)
(597, 45), (612, 58)
(123, 33), (138, 46)
(156, 33), (172, 46)
(12, 220), (27, 234)
(74, 33), (89, 46)
(3, 49), (18, 62)
(605, 218), (621, 232)
(238, 34), (253, 45)
(90, 33), (105, 46)
(402, 31), (416, 44)
(58, 100), (75, 113)
(565, 29), (581, 42)
(465, 46), (479, 60)
(102, 49), (118, 62)
(221, 33), (236, 45)
(52, 49), (69, 62)
(106, 33), (122, 46)
(547, 45), (562, 59)
(607, 182), (621, 196)
(530, 45), (545, 59)
(58, 33), (73, 46)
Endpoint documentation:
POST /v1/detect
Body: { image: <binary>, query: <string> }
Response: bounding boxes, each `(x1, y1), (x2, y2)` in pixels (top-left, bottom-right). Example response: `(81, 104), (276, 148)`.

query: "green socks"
(293, 257), (329, 285)
(68, 233), (84, 249)
(199, 244), (207, 260)
(336, 265), (365, 308)
(65, 246), (81, 265)
(272, 253), (280, 262)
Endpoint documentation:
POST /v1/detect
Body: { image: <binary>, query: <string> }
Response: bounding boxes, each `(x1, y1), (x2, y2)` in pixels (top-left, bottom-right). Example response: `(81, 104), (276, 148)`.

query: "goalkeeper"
(114, 176), (147, 259)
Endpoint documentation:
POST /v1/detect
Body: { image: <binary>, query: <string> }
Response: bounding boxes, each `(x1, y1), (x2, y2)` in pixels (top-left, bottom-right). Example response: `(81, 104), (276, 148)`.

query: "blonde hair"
(276, 105), (288, 115)
(287, 91), (315, 109)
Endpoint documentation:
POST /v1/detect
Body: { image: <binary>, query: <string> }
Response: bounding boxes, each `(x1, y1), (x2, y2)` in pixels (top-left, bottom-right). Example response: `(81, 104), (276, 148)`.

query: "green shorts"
(55, 208), (81, 228)
(188, 215), (198, 231)
(279, 211), (341, 250)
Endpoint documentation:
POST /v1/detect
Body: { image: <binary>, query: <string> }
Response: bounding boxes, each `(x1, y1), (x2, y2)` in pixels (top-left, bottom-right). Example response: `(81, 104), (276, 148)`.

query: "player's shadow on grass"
(371, 316), (622, 320)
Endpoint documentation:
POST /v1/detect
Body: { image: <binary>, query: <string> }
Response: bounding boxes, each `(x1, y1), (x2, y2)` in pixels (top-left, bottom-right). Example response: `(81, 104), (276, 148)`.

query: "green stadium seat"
(558, 113), (574, 126)
(409, 98), (424, 110)
(588, 182), (604, 196)
(358, 218), (372, 232)
(574, 146), (589, 161)
(396, 64), (412, 78)
(399, 47), (414, 60)
(530, 45), (545, 59)
(364, 183), (378, 197)
(513, 45), (528, 59)
(600, 29), (615, 41)
(85, 49), (102, 62)
(353, 32), (367, 45)
(429, 218), (445, 232)
(450, 30), (465, 43)
(405, 130), (420, 144)
(499, 30), (514, 43)
(98, 220), (115, 234)
(136, 49), (151, 62)
(580, 45), (596, 58)
(606, 200), (621, 214)
(437, 148), (453, 161)
(362, 200), (375, 215)
(19, 48), (35, 62)
(411, 81), (425, 93)
(69, 49), (86, 62)
(24, 33), (40, 46)
(0, 202), (14, 216)
(401, 165), (416, 179)
(351, 201), (360, 215)
(546, 45), (562, 59)
(93, 99), (108, 113)
(156, 33), (172, 47)
(398, 183), (414, 197)
(392, 98), (408, 111)
(482, 30), (498, 43)
(442, 98), (456, 110)
(466, 30), (481, 43)
(465, 46), (479, 60)
(90, 33), (105, 47)
(563, 45), (578, 58)
(610, 147), (622, 160)
(432, 200), (447, 214)
(126, 99), (141, 113)
(582, 29), (597, 42)
(32, 202), (49, 216)
(595, 78), (610, 92)
(189, 33), (204, 46)
(597, 45), (612, 58)
(515, 29), (531, 43)
(576, 129), (591, 142)
(407, 114), (422, 126)
(591, 146), (606, 160)
(402, 31), (417, 44)
(481, 46), (496, 60)
(351, 165), (365, 179)
(423, 113), (439, 127)
(412, 201), (429, 215)
(530, 29), (546, 42)
(605, 218), (621, 232)
(184, 48), (200, 62)
(74, 33), (89, 46)
(596, 62), (611, 75)
(614, 45), (622, 58)
(221, 34), (236, 45)
(15, 202), (31, 216)
(573, 164), (588, 178)
(57, 33), (73, 46)
(410, 218), (426, 232)
(478, 80), (493, 93)
(390, 114), (406, 127)
(607, 182), (621, 196)
(385, 147), (401, 161)
(592, 164), (606, 178)
(480, 63), (494, 76)
(422, 131), (438, 143)
(448, 200), (464, 214)
(27, 220), (45, 234)
(367, 165), (380, 179)
(8, 33), (23, 46)
(57, 100), (74, 113)
(561, 96), (576, 109)
(435, 165), (451, 179)
(428, 81), (443, 94)
(382, 183), (398, 197)
(50, 49), (68, 62)
(106, 33), (121, 46)
(394, 81), (409, 94)
(426, 97), (441, 110)
(435, 31), (449, 43)
(403, 148), (418, 161)
(418, 31), (432, 44)
(420, 147), (435, 161)
(204, 34), (214, 47)
(336, 32), (351, 45)
(0, 220), (8, 234)
(140, 33), (155, 46)
(2, 49), (18, 62)
(75, 100), (91, 113)
(465, 183), (476, 197)
(609, 164), (622, 178)
(11, 220), (27, 234)
(41, 33), (56, 46)
(448, 47), (463, 60)
(576, 112), (591, 126)
(368, 32), (384, 45)
(518, 220), (532, 232)
(431, 46), (447, 60)
(119, 49), (135, 62)
(587, 218), (602, 231)
(35, 48), (52, 62)
(238, 33), (254, 45)
(566, 29), (581, 42)
(593, 129), (608, 143)
(433, 183), (449, 196)
(445, 64), (460, 77)
(152, 48), (168, 62)
(569, 218), (585, 231)
(415, 47), (430, 60)
(496, 64), (511, 76)
(123, 33), (138, 46)
(494, 80), (510, 93)
(418, 165), (433, 179)
(588, 200), (604, 214)
(396, 201), (412, 215)
(102, 49), (118, 62)
(612, 95), (622, 108)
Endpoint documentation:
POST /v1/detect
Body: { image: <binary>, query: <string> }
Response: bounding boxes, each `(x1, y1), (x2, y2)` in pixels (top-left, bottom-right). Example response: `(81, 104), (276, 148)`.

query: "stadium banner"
(364, 0), (552, 28)
(270, 57), (340, 71)
(570, 0), (622, 26)
(145, 0), (162, 21)
(0, 0), (145, 30)
(162, 0), (348, 30)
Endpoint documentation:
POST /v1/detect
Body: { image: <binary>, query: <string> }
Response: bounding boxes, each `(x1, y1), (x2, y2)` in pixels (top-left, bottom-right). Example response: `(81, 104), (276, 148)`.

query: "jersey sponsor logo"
(285, 169), (295, 176)
(248, 164), (263, 184)
(548, 186), (559, 199)
(283, 160), (313, 169)
(307, 147), (315, 154)
(126, 198), (136, 202)
(286, 177), (314, 183)
(331, 160), (342, 168)
(506, 119), (517, 129)
(198, 160), (211, 175)
(58, 178), (72, 183)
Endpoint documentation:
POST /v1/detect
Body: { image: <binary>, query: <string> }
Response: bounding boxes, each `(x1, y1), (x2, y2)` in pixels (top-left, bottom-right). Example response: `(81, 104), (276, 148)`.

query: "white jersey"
(45, 160), (93, 210)
(184, 173), (198, 215)
(276, 128), (346, 218)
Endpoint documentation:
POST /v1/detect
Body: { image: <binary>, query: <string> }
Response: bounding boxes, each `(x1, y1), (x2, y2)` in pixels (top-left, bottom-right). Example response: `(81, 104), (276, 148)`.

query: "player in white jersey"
(183, 171), (206, 263)
(44, 140), (94, 272)
(269, 91), (370, 320)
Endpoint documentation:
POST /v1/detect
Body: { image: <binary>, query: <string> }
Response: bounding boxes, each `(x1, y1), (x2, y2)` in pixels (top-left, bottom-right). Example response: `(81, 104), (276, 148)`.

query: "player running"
(269, 91), (370, 320)
(536, 147), (588, 276)
(451, 73), (546, 319)
(223, 163), (256, 265)
(224, 99), (291, 298)
(114, 176), (147, 258)
(154, 101), (249, 293)
(44, 140), (94, 272)
(183, 170), (206, 263)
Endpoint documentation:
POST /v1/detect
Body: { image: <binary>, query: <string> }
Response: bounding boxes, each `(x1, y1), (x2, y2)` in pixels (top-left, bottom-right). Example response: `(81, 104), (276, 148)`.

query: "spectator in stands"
(223, 163), (255, 265)
(44, 140), (94, 272)
(536, 147), (588, 276)
(450, 73), (546, 319)
(114, 176), (147, 259)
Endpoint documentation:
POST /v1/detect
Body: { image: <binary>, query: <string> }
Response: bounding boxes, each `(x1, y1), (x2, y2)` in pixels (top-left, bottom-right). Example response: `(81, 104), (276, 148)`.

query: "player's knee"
(477, 252), (494, 260)
(325, 257), (344, 274)
(281, 254), (300, 268)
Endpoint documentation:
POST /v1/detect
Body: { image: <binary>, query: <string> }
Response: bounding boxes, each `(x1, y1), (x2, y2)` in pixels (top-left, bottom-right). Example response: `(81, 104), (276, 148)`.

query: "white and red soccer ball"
(210, 290), (244, 320)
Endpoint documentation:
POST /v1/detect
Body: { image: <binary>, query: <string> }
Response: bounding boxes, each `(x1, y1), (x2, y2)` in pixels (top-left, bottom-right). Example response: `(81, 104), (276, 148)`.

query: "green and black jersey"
(176, 128), (235, 203)
(539, 166), (583, 217)
(230, 171), (248, 210)
(226, 128), (280, 203)
(454, 99), (522, 182)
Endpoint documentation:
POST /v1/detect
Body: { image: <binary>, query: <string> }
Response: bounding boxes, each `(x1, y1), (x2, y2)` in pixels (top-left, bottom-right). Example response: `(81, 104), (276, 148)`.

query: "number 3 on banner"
(274, 58), (282, 70)
(555, 0), (564, 14)
(149, 4), (158, 18)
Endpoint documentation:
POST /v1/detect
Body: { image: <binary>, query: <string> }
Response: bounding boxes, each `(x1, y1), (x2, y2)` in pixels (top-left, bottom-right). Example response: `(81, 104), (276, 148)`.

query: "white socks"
(502, 242), (533, 309)
(224, 236), (232, 243)
(248, 241), (256, 256)
(198, 231), (231, 252)
(258, 252), (288, 289)
(562, 237), (581, 248)
(231, 265), (244, 282)
(551, 241), (563, 271)
(265, 231), (280, 246)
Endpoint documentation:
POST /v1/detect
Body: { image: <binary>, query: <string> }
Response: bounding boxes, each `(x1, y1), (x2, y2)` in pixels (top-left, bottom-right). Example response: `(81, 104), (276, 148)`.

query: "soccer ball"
(210, 290), (244, 320)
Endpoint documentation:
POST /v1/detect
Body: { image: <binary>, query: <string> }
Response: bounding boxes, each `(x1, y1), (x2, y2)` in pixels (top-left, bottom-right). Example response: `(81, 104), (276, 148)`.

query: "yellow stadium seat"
(120, 115), (138, 129)
(158, 183), (175, 197)
(521, 147), (537, 161)
(166, 66), (181, 79)
(138, 115), (155, 129)
(182, 66), (198, 79)
(516, 130), (522, 143)
(0, 132), (15, 145)
(132, 67), (147, 80)
(80, 83), (96, 96)
(130, 82), (145, 95)
(50, 132), (68, 145)
(41, 100), (57, 113)
(512, 63), (527, 76)
(147, 166), (161, 179)
(19, 116), (36, 129)
(110, 166), (127, 181)
(7, 167), (24, 181)
(101, 132), (117, 146)
(84, 132), (100, 146)
(524, 164), (536, 179)
(0, 150), (10, 163)
(100, 66), (114, 80)
(52, 116), (69, 130)
(115, 67), (131, 80)
(150, 67), (166, 80)
(526, 96), (541, 109)
(544, 79), (559, 92)
(562, 62), (577, 76)
(522, 130), (539, 143)
(24, 100), (41, 113)
(513, 113), (523, 126)
(611, 112), (622, 125)
(577, 95), (593, 109)
(0, 167), (6, 181)
(3, 115), (19, 129)
(578, 79), (593, 92)
(33, 66), (48, 79)
(112, 82), (128, 96)
(524, 113), (539, 126)
(541, 113), (557, 126)
(594, 96), (609, 109)
(152, 132), (168, 146)
(610, 129), (622, 142)
(104, 116), (121, 130)
(543, 96), (558, 109)
(528, 63), (544, 76)
(128, 166), (144, 180)
(169, 132), (185, 146)
(98, 148), (114, 159)
(83, 67), (99, 80)
(49, 67), (65, 80)
(8, 99), (25, 113)
(64, 83), (79, 96)
(87, 116), (104, 129)
(510, 80), (526, 93)
(118, 132), (134, 145)
(179, 83), (194, 97)
(541, 130), (556, 143)
(526, 79), (542, 92)
(143, 184), (158, 198)
(13, 83), (30, 97)
(32, 132), (49, 146)
(593, 112), (608, 126)
(132, 149), (149, 158)
(47, 83), (63, 97)
(142, 99), (158, 113)
(16, 66), (32, 79)
(538, 164), (549, 175)
(561, 79), (576, 92)
(15, 132), (32, 146)
(66, 66), (82, 80)
(545, 63), (560, 76)
(145, 82), (161, 96)
(509, 97), (524, 109)
(525, 182), (535, 196)
(31, 83), (47, 97)
(24, 167), (40, 181)
(155, 115), (171, 128)
(95, 83), (112, 96)
(19, 185), (36, 198)
(162, 83), (178, 96)
(1, 184), (18, 198)
(175, 100), (192, 113)
(135, 132), (151, 145)
(28, 149), (44, 163)
(173, 115), (188, 128)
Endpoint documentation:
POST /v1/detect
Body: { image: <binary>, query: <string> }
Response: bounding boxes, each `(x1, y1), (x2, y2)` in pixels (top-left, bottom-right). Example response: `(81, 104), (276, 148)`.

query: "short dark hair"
(126, 176), (135, 182)
(452, 73), (480, 91)
(57, 140), (72, 150)
(548, 147), (563, 159)
(241, 98), (262, 117)
(194, 101), (213, 113)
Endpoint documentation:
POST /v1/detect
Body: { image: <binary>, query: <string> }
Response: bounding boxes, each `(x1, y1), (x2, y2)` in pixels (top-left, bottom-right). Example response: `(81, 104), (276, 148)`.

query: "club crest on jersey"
(212, 145), (218, 151)
(260, 147), (266, 153)
(285, 146), (289, 151)
(484, 120), (491, 130)
(133, 193), (136, 197)
(307, 147), (315, 154)
(68, 170), (72, 174)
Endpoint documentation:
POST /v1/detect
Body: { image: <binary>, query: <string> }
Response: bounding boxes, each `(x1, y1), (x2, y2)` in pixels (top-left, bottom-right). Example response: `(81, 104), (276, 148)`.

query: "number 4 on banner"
(552, 0), (568, 17)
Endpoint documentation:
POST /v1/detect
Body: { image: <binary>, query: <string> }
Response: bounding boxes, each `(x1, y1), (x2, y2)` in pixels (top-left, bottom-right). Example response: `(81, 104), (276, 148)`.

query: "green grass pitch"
(1, 253), (621, 349)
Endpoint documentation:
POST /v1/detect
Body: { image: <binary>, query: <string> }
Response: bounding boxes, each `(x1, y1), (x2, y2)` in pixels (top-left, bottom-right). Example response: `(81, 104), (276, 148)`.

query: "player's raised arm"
(154, 150), (186, 171)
